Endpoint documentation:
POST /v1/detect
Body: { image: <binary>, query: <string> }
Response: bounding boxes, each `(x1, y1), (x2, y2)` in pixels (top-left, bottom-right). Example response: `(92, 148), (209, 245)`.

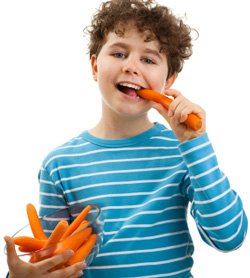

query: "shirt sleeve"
(178, 133), (248, 251)
(38, 167), (70, 235)
(38, 166), (101, 263)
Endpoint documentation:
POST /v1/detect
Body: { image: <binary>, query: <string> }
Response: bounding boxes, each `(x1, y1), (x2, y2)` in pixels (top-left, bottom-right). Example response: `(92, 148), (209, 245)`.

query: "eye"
(112, 52), (126, 59)
(142, 57), (155, 64)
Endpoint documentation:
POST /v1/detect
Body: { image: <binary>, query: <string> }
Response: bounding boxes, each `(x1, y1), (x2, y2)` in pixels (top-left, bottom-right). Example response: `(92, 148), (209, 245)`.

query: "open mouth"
(116, 82), (144, 99)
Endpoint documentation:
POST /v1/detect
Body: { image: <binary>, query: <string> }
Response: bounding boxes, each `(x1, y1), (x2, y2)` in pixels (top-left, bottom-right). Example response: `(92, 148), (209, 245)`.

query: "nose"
(122, 57), (140, 75)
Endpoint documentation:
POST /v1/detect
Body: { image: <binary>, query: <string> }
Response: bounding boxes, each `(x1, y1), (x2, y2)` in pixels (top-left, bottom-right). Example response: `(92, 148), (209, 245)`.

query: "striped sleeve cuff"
(178, 133), (216, 176)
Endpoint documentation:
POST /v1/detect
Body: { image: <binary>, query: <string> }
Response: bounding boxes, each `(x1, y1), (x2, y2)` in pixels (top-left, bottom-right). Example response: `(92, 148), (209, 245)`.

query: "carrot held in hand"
(13, 236), (46, 251)
(11, 203), (97, 266)
(43, 220), (69, 248)
(30, 221), (69, 263)
(55, 227), (93, 254)
(72, 220), (89, 235)
(61, 205), (91, 239)
(66, 233), (97, 266)
(26, 203), (47, 240)
(19, 245), (40, 252)
(137, 89), (202, 131)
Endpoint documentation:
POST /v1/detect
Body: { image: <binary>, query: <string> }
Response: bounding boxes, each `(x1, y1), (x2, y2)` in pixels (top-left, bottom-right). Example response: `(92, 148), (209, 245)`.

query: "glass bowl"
(5, 203), (103, 267)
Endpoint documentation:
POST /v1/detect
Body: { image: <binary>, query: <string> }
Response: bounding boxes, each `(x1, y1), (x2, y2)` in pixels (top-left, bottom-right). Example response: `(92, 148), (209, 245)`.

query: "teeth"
(119, 82), (141, 90)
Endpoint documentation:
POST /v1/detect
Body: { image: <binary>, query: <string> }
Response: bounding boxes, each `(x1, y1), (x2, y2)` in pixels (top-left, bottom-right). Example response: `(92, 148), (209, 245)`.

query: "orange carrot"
(55, 227), (93, 254)
(137, 89), (202, 131)
(29, 251), (50, 263)
(29, 253), (38, 263)
(43, 220), (68, 248)
(66, 233), (97, 266)
(61, 205), (91, 239)
(31, 220), (69, 262)
(19, 246), (37, 252)
(13, 236), (46, 250)
(72, 220), (89, 235)
(26, 203), (47, 240)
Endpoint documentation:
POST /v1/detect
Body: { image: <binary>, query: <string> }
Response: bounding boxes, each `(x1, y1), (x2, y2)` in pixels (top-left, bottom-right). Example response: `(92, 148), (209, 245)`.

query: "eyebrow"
(108, 42), (163, 59)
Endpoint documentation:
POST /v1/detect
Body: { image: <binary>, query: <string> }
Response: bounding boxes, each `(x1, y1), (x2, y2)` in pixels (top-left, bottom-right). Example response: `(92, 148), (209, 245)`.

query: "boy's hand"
(152, 89), (206, 142)
(4, 236), (85, 278)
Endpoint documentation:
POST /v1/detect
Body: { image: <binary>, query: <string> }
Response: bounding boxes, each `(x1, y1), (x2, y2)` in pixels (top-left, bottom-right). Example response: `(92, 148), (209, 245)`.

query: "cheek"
(156, 69), (168, 92)
(148, 73), (167, 93)
(145, 64), (168, 90)
(96, 67), (109, 90)
(97, 61), (116, 83)
(159, 79), (167, 93)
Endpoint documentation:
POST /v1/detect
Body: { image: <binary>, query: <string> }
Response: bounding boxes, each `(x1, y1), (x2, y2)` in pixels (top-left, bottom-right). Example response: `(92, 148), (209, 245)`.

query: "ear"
(91, 55), (98, 81)
(164, 74), (177, 90)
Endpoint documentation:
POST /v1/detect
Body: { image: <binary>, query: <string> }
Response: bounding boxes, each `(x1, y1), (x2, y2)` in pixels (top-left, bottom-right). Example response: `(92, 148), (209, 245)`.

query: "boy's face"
(91, 22), (169, 118)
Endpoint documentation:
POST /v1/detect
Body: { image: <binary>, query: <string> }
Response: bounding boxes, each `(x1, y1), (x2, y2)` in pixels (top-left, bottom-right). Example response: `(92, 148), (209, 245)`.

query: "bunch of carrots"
(12, 203), (97, 266)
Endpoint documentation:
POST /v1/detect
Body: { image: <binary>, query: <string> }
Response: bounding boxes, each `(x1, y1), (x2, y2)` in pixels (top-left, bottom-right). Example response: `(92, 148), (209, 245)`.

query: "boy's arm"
(38, 167), (69, 234)
(179, 133), (248, 251)
(153, 88), (247, 250)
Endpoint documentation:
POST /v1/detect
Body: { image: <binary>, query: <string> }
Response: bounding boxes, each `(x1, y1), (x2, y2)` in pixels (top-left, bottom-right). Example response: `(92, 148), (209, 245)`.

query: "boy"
(5, 0), (248, 277)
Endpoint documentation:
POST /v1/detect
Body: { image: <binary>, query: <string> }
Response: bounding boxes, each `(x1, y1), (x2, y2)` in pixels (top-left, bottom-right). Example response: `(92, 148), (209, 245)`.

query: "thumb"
(4, 236), (20, 267)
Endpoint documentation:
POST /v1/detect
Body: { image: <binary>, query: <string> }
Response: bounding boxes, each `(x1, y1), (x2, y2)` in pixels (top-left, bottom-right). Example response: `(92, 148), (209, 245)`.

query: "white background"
(0, 0), (249, 276)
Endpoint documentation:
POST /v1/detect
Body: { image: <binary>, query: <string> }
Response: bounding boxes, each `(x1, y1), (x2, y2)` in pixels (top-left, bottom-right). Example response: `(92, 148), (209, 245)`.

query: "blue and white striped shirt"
(39, 122), (247, 278)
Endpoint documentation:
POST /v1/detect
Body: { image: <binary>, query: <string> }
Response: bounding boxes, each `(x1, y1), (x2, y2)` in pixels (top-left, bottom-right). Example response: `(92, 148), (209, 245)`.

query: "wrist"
(177, 130), (206, 143)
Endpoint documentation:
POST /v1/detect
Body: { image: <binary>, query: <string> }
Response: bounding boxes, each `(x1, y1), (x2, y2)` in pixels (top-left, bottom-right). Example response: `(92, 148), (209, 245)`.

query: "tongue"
(122, 87), (137, 97)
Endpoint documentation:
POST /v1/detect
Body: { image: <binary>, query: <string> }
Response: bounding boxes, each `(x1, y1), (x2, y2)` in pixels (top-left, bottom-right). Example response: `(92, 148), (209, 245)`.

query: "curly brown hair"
(84, 0), (196, 79)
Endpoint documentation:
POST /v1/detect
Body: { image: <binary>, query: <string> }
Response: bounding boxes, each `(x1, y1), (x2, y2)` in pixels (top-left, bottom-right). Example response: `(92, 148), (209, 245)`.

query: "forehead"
(104, 22), (161, 51)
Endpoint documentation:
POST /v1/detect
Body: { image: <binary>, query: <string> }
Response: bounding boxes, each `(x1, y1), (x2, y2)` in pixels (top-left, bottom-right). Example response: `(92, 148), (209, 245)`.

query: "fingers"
(37, 249), (74, 272)
(165, 90), (203, 125)
(173, 102), (192, 124)
(47, 261), (85, 278)
(153, 88), (206, 141)
(166, 91), (184, 117)
(4, 237), (86, 278)
(163, 88), (182, 99)
(163, 89), (188, 122)
(64, 261), (85, 278)
(4, 236), (20, 267)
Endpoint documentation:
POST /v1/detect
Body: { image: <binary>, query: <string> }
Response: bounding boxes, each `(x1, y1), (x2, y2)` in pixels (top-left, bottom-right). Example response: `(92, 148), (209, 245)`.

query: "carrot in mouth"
(137, 89), (202, 131)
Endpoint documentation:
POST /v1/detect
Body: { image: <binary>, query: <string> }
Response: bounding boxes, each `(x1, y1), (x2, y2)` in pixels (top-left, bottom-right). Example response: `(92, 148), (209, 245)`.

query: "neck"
(89, 111), (153, 139)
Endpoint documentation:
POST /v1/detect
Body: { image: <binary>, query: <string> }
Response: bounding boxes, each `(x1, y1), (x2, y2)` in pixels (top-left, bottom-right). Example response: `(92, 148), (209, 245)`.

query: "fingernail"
(78, 261), (86, 269)
(77, 270), (84, 277)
